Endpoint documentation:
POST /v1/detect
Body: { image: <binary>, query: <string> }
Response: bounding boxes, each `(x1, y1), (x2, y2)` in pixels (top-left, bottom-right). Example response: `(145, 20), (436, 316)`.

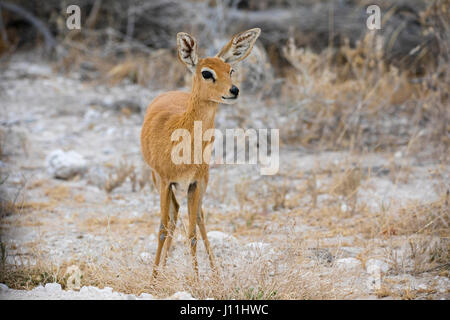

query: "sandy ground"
(0, 53), (448, 300)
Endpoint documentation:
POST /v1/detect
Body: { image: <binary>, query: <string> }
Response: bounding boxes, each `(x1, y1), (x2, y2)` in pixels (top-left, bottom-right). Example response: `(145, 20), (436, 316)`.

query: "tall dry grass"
(279, 30), (449, 153)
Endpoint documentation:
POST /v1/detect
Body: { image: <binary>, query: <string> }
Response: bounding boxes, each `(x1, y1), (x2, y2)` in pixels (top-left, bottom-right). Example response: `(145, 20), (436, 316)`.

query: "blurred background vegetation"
(0, 0), (448, 153)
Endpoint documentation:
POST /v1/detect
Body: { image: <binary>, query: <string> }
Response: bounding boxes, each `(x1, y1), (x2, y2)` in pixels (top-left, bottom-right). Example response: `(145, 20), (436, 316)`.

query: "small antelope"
(141, 28), (261, 277)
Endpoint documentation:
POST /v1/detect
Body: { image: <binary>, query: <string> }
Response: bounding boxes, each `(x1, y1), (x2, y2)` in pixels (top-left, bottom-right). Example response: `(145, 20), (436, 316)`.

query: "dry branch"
(0, 1), (56, 51)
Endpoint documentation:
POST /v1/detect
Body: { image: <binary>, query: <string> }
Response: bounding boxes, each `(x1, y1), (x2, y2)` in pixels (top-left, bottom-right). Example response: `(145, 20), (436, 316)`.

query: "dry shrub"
(379, 192), (449, 238)
(279, 26), (449, 152)
(330, 167), (363, 214)
(0, 174), (27, 218)
(55, 27), (186, 90)
(103, 160), (152, 193)
(0, 217), (343, 299)
(407, 237), (449, 275)
(104, 161), (135, 193)
(46, 240), (340, 299)
(235, 178), (251, 210)
(105, 50), (185, 89)
(267, 180), (288, 211)
(0, 264), (64, 291)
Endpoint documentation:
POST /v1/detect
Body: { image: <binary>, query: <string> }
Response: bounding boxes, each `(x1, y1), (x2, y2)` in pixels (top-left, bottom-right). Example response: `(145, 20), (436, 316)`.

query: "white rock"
(417, 284), (427, 290)
(366, 259), (389, 274)
(139, 293), (154, 300)
(46, 149), (87, 179)
(87, 165), (108, 187)
(89, 286), (103, 293)
(246, 242), (271, 251)
(244, 242), (275, 258)
(207, 231), (238, 247)
(169, 291), (195, 300)
(45, 283), (62, 292)
(366, 274), (382, 291)
(102, 287), (113, 294)
(32, 285), (46, 292)
(79, 286), (101, 295)
(335, 258), (362, 271)
(0, 283), (8, 291)
(78, 286), (90, 294)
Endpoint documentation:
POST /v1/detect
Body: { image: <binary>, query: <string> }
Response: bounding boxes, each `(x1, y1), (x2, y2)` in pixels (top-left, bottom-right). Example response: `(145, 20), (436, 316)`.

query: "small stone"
(335, 258), (362, 270)
(86, 165), (108, 188)
(366, 259), (389, 274)
(0, 283), (8, 291)
(32, 285), (46, 292)
(139, 293), (154, 300)
(46, 149), (87, 179)
(308, 248), (334, 264)
(246, 242), (271, 251)
(417, 284), (427, 290)
(244, 242), (275, 259)
(102, 287), (113, 294)
(169, 291), (195, 300)
(207, 231), (238, 247)
(79, 286), (89, 294)
(45, 282), (62, 292)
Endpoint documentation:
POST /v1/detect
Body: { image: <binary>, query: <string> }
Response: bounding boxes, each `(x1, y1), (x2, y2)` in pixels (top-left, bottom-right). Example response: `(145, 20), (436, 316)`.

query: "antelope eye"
(202, 70), (214, 80)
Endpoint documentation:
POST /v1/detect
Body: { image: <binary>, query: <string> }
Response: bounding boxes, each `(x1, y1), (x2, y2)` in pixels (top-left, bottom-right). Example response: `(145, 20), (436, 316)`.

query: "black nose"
(230, 85), (239, 96)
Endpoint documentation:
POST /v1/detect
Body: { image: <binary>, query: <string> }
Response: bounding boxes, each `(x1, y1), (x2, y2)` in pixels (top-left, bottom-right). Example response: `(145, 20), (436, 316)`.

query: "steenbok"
(141, 28), (261, 277)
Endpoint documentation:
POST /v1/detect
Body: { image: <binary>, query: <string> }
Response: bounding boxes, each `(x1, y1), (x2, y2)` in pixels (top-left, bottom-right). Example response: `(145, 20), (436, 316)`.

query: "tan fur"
(140, 29), (260, 278)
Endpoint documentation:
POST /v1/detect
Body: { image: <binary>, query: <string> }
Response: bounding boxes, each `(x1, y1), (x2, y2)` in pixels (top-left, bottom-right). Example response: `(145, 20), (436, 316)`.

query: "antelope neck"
(183, 91), (218, 131)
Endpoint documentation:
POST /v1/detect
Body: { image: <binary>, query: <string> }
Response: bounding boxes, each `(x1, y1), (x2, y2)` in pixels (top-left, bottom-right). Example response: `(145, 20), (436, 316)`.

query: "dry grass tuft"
(280, 27), (449, 152)
(376, 192), (449, 238)
(44, 185), (70, 201)
(104, 160), (136, 193)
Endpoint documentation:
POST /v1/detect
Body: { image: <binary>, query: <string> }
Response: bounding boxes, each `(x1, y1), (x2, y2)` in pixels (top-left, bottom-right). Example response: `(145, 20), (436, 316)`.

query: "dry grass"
(102, 160), (153, 194)
(0, 236), (342, 299)
(279, 28), (449, 153)
(374, 192), (449, 238)
(104, 160), (135, 193)
(1, 183), (447, 299)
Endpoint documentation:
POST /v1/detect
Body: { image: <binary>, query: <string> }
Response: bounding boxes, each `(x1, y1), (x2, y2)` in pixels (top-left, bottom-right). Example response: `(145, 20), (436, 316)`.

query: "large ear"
(216, 28), (261, 64)
(177, 32), (198, 73)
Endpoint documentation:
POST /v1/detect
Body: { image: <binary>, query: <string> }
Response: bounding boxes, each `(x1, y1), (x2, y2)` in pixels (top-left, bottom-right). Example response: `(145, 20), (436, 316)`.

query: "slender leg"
(187, 182), (200, 276)
(161, 190), (179, 266)
(152, 181), (171, 278)
(197, 208), (217, 272)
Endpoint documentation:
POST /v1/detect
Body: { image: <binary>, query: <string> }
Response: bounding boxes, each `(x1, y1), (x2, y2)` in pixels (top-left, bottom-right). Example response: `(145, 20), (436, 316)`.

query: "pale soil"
(0, 53), (448, 300)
